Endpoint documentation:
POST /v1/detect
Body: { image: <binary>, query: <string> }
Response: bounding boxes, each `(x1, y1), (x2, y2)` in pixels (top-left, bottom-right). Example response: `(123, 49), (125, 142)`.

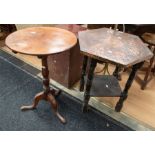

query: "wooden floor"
(1, 32), (155, 129)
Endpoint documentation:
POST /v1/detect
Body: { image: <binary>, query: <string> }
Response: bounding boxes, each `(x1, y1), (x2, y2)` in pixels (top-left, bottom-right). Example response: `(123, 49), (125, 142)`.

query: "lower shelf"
(85, 75), (122, 97)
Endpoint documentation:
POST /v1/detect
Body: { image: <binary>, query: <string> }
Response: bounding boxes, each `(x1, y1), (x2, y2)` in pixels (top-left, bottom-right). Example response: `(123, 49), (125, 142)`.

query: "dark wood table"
(5, 27), (77, 123)
(78, 28), (153, 112)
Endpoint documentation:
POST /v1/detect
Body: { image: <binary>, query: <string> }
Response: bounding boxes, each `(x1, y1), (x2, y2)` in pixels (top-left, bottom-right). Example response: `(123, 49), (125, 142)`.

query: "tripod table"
(5, 27), (77, 123)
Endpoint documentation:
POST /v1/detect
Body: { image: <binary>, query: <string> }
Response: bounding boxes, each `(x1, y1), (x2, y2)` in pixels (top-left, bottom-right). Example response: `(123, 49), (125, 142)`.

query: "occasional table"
(78, 28), (153, 112)
(5, 27), (77, 123)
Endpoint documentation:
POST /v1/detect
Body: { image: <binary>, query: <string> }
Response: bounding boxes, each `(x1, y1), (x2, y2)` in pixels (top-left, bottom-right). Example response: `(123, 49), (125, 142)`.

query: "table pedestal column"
(20, 56), (66, 124)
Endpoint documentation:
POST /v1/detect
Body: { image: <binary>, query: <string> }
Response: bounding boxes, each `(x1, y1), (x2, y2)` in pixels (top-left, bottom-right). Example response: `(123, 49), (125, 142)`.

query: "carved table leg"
(80, 56), (88, 91)
(115, 62), (144, 112)
(83, 58), (97, 112)
(20, 56), (66, 124)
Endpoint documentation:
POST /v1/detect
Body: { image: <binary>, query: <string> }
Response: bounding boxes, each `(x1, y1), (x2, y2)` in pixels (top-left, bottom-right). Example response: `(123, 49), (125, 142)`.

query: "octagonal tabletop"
(78, 28), (153, 66)
(5, 27), (77, 56)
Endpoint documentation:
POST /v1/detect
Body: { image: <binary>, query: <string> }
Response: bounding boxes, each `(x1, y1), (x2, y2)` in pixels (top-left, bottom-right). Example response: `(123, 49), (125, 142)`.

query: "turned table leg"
(80, 56), (88, 91)
(21, 56), (66, 124)
(113, 65), (123, 80)
(83, 58), (97, 112)
(115, 62), (144, 112)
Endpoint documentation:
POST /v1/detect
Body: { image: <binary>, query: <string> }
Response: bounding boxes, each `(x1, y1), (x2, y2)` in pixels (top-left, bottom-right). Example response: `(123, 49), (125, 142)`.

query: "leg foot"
(141, 81), (146, 90)
(47, 94), (66, 124)
(82, 105), (89, 113)
(20, 91), (45, 111)
(21, 105), (36, 111)
(115, 102), (123, 112)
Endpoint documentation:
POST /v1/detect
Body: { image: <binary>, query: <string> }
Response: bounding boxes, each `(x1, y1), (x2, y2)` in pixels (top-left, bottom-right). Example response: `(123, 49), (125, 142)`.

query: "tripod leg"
(20, 91), (45, 111)
(47, 94), (66, 124)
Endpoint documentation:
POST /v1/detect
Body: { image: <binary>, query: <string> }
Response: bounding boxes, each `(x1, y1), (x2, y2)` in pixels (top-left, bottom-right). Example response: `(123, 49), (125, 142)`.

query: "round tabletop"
(5, 27), (77, 56)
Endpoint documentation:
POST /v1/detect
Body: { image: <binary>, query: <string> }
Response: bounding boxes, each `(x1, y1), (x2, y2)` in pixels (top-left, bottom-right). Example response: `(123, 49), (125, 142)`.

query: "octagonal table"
(78, 28), (153, 112)
(5, 27), (77, 124)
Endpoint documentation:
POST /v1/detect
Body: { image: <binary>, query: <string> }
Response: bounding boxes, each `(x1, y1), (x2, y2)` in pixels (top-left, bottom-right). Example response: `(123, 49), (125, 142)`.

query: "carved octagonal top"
(78, 28), (153, 66)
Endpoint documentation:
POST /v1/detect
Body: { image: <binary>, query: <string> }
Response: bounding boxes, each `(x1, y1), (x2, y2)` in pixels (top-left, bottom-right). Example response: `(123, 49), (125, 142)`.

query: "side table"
(78, 28), (153, 112)
(5, 27), (77, 123)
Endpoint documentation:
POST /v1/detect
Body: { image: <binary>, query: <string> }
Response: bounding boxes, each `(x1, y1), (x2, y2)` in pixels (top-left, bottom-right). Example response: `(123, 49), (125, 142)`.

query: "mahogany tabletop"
(78, 28), (153, 66)
(5, 27), (77, 56)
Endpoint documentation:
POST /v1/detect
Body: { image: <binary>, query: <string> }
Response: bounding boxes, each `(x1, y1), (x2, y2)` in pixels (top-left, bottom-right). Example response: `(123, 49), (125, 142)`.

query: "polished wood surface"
(79, 28), (153, 66)
(5, 27), (77, 56)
